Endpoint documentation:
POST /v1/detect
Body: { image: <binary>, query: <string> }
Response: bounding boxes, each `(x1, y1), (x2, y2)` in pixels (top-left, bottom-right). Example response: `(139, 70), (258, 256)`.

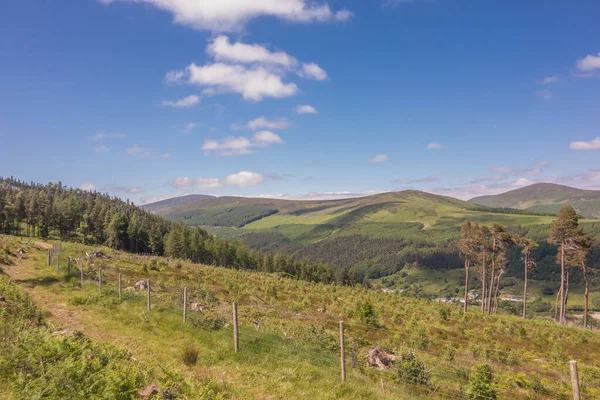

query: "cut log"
(367, 346), (398, 369)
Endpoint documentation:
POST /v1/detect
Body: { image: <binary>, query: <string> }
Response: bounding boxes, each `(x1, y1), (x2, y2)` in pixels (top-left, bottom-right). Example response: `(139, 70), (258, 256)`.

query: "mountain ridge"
(469, 182), (600, 219)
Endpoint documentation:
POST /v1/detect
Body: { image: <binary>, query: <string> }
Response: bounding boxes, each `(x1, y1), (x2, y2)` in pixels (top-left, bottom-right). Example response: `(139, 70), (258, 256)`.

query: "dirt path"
(35, 241), (52, 249)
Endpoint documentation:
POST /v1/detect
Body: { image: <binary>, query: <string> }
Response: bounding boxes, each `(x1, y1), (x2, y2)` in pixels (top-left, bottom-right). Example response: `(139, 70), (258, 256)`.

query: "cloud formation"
(166, 36), (328, 101)
(161, 94), (201, 107)
(202, 131), (283, 155)
(543, 76), (558, 84)
(113, 186), (144, 194)
(80, 183), (96, 191)
(247, 116), (291, 130)
(296, 104), (317, 114)
(207, 35), (297, 67)
(299, 63), (328, 80)
(169, 171), (264, 189)
(577, 52), (600, 71)
(368, 154), (388, 163)
(427, 143), (442, 149)
(569, 137), (600, 150)
(101, 0), (352, 32)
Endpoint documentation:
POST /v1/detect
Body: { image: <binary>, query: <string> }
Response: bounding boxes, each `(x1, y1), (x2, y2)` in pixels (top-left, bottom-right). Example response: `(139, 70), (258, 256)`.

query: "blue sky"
(1, 0), (599, 204)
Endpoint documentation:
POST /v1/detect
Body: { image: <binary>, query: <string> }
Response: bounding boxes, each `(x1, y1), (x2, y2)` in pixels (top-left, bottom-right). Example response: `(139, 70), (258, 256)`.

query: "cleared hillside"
(149, 190), (563, 278)
(3, 234), (600, 399)
(470, 183), (600, 219)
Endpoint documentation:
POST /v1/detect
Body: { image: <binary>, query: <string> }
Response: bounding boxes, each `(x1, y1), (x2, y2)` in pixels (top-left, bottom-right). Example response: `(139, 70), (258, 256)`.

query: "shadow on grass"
(15, 275), (60, 288)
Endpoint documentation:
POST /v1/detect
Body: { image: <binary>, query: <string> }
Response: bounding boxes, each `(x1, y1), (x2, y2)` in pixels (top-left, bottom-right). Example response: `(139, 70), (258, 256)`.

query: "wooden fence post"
(56, 254), (60, 272)
(80, 263), (84, 285)
(147, 279), (151, 313)
(233, 301), (239, 353)
(570, 360), (581, 400)
(47, 250), (51, 266)
(183, 287), (188, 324)
(340, 320), (346, 383)
(118, 273), (122, 300)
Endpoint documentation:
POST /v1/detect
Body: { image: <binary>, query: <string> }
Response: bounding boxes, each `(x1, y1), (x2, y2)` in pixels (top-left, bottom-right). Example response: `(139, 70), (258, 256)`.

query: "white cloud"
(569, 137), (600, 150)
(93, 132), (125, 142)
(161, 94), (201, 107)
(202, 136), (254, 155)
(247, 116), (291, 130)
(490, 166), (543, 176)
(168, 171), (264, 190)
(140, 195), (171, 205)
(166, 36), (329, 102)
(101, 0), (352, 32)
(577, 52), (600, 71)
(113, 186), (144, 194)
(427, 143), (443, 149)
(181, 122), (198, 133)
(368, 154), (388, 163)
(296, 104), (317, 114)
(95, 145), (109, 153)
(430, 178), (537, 200)
(159, 153), (172, 159)
(395, 176), (438, 184)
(536, 90), (553, 99)
(181, 63), (298, 101)
(535, 160), (551, 167)
(253, 131), (283, 146)
(80, 183), (96, 191)
(224, 171), (264, 187)
(125, 144), (152, 157)
(299, 62), (327, 80)
(203, 132), (283, 155)
(543, 76), (558, 84)
(207, 35), (297, 67)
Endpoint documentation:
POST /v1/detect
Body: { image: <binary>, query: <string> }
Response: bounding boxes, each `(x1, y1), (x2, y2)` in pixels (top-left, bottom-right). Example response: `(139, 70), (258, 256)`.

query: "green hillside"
(469, 183), (600, 219)
(152, 191), (564, 279)
(3, 235), (600, 399)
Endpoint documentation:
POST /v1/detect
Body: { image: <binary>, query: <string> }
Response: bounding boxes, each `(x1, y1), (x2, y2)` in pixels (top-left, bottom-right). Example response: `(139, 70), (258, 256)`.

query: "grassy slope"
(3, 235), (600, 399)
(470, 183), (600, 219)
(160, 191), (555, 243)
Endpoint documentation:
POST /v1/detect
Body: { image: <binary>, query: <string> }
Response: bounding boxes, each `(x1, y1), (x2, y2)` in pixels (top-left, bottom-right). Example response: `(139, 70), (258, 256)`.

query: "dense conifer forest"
(0, 177), (342, 284)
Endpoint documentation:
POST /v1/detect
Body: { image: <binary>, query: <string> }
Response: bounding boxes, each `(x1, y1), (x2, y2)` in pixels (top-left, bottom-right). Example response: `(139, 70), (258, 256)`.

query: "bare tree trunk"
(583, 262), (589, 329)
(562, 268), (569, 324)
(493, 274), (502, 314)
(559, 242), (565, 324)
(523, 253), (528, 319)
(481, 250), (486, 314)
(464, 259), (469, 313)
(554, 288), (561, 321)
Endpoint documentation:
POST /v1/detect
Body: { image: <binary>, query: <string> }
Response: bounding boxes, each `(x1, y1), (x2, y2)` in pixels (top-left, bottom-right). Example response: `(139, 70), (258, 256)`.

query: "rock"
(133, 280), (148, 291)
(367, 346), (398, 369)
(317, 308), (325, 313)
(138, 384), (158, 398)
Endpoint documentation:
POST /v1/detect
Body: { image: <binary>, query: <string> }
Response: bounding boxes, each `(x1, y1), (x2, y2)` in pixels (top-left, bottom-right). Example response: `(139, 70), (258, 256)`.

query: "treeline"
(459, 207), (598, 327)
(0, 177), (341, 284)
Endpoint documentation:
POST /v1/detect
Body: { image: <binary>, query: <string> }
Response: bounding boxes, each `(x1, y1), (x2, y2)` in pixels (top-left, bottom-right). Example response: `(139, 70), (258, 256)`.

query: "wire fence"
(43, 242), (585, 400)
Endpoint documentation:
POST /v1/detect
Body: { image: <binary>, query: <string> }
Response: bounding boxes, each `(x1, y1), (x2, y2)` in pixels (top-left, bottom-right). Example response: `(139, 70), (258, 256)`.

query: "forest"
(0, 177), (346, 285)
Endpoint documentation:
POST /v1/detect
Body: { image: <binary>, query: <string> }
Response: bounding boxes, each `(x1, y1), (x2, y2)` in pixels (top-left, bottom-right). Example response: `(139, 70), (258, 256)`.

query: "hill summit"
(469, 183), (600, 219)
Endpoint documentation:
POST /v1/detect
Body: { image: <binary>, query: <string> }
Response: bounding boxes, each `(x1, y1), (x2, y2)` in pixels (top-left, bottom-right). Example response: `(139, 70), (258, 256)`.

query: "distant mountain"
(141, 194), (216, 213)
(469, 183), (600, 219)
(141, 190), (561, 278)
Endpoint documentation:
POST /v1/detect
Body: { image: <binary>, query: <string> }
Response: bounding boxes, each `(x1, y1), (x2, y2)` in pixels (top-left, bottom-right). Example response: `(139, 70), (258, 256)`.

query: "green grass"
(3, 234), (600, 399)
